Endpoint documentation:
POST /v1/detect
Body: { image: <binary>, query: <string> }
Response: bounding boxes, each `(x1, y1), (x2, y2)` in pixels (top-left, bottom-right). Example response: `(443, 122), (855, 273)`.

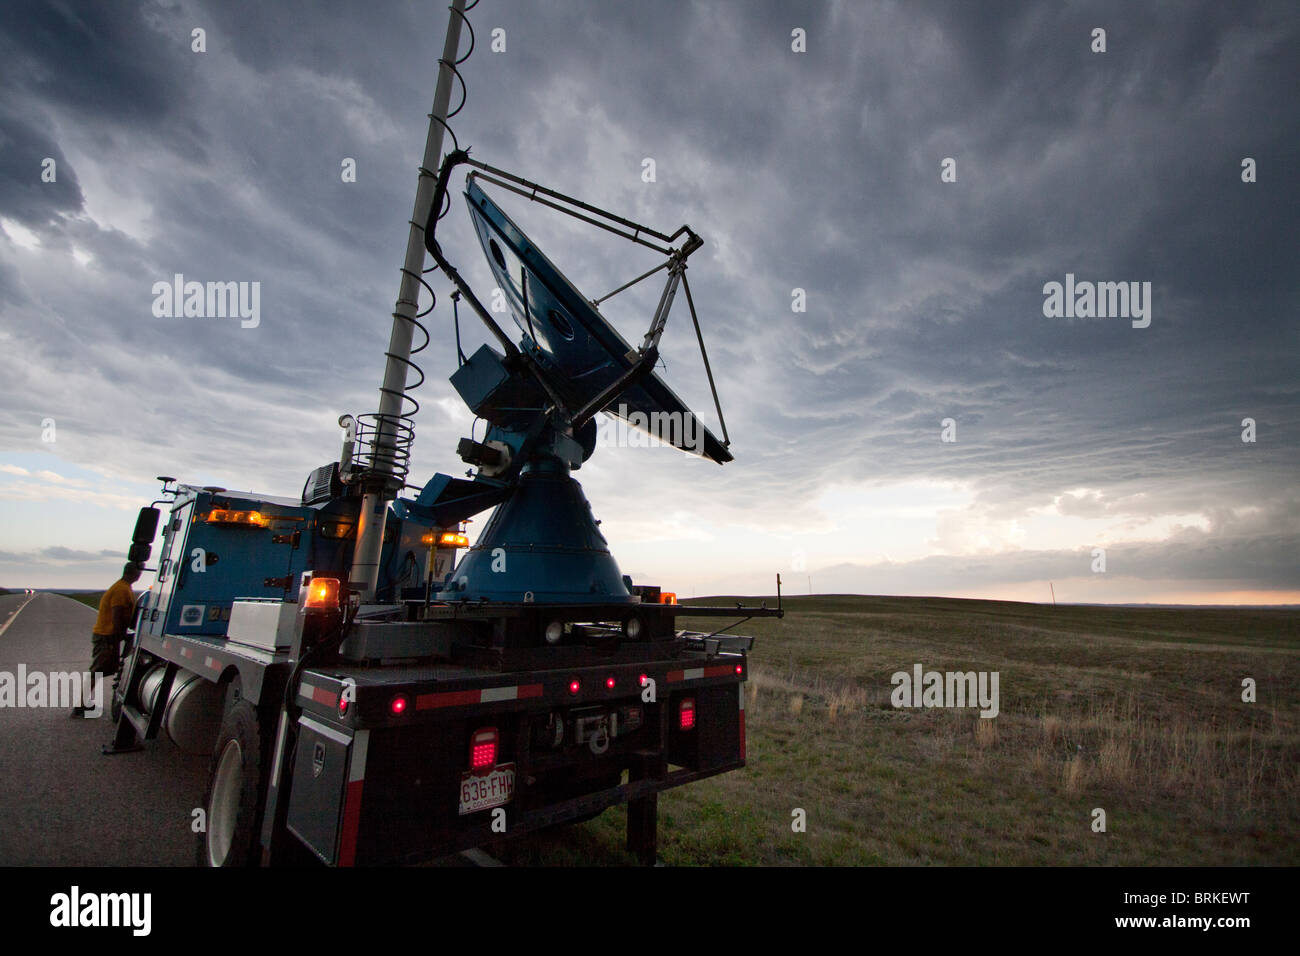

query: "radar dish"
(464, 179), (732, 464)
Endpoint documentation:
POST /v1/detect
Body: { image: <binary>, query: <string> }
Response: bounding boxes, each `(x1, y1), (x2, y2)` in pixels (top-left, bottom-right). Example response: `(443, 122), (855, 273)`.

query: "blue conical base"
(436, 458), (633, 604)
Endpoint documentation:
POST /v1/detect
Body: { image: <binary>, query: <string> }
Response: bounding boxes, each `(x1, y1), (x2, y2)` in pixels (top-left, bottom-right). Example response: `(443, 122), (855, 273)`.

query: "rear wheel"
(197, 700), (266, 866)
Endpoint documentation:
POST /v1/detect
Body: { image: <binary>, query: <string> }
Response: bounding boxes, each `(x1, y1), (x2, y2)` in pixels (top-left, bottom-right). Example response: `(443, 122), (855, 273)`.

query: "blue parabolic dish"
(465, 178), (732, 465)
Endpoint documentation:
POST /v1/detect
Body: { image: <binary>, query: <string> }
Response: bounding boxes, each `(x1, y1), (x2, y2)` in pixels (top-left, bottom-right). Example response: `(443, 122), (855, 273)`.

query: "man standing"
(71, 563), (141, 717)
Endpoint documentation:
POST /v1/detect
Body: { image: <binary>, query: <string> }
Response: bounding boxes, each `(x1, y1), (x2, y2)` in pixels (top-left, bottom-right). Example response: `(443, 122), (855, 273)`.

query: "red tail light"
(390, 695), (408, 716)
(568, 679), (581, 695)
(470, 727), (498, 769)
(679, 698), (696, 730)
(605, 676), (616, 689)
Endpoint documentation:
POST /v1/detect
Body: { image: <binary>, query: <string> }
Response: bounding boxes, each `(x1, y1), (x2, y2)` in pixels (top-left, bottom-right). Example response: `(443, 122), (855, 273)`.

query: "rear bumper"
(283, 667), (747, 865)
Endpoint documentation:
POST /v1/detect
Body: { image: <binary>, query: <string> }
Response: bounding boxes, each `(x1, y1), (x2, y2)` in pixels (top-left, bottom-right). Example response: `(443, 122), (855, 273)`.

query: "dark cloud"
(0, 109), (84, 225)
(0, 0), (194, 125)
(0, 0), (1295, 594)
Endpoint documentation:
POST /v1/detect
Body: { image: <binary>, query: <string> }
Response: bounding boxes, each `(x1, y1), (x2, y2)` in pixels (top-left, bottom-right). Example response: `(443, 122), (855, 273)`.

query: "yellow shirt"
(93, 579), (136, 636)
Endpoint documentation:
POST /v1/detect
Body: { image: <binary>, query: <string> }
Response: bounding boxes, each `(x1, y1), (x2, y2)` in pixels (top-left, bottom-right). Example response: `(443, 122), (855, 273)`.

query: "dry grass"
(827, 686), (863, 723)
(492, 595), (1300, 866)
(1096, 738), (1132, 786)
(1042, 714), (1062, 745)
(1063, 753), (1087, 794)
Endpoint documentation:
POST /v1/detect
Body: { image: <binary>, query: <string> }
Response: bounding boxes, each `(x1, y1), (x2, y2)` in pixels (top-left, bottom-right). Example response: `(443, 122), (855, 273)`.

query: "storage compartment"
(285, 716), (354, 864)
(226, 599), (298, 651)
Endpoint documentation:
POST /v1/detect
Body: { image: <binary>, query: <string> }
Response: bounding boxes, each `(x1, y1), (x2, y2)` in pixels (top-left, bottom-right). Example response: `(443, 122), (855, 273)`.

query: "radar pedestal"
(436, 456), (632, 604)
(417, 155), (734, 612)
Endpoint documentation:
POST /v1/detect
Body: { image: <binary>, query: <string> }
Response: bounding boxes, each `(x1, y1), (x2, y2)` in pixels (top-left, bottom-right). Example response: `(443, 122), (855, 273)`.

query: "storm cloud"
(0, 0), (1296, 599)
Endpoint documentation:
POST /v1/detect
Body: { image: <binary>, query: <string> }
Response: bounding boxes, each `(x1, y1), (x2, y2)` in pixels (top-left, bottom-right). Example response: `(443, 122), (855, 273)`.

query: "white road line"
(0, 594), (37, 639)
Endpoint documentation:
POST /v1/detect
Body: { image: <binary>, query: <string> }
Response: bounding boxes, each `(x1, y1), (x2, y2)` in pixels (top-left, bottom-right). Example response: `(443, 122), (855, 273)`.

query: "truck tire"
(198, 700), (266, 866)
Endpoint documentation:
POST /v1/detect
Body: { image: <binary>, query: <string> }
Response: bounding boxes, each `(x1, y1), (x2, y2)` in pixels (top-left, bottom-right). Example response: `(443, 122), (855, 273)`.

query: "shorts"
(90, 632), (121, 678)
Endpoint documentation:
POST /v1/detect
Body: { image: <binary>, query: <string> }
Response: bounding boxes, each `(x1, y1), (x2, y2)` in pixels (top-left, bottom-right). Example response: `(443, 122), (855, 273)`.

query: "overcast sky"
(1, 0), (1296, 604)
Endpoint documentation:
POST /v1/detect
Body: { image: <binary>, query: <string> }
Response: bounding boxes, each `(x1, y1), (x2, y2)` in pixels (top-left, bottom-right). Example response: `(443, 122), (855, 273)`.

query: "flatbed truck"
(109, 480), (774, 866)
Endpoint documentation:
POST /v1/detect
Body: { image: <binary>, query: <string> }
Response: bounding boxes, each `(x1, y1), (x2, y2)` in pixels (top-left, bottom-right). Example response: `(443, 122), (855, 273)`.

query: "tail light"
(390, 694), (408, 716)
(679, 698), (696, 730)
(470, 727), (498, 769)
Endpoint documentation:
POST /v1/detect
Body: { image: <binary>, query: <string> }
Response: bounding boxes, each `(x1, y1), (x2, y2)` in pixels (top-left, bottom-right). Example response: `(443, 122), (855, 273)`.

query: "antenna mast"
(351, 0), (470, 598)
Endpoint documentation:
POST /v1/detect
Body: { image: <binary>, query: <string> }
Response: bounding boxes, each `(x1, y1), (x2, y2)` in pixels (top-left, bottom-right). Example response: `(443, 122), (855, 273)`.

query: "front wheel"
(197, 700), (267, 866)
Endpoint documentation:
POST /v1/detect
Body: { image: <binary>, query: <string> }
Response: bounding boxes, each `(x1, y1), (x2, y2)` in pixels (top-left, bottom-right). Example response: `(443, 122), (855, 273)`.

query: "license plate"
(459, 763), (515, 815)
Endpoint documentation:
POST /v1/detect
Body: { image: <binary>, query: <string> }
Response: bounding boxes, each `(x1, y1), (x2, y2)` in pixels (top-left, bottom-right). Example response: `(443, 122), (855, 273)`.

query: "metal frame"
(424, 150), (730, 447)
(351, 0), (471, 599)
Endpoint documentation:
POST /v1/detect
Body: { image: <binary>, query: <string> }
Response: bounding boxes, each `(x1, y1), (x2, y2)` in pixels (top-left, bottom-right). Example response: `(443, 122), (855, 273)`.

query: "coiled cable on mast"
(355, 0), (478, 491)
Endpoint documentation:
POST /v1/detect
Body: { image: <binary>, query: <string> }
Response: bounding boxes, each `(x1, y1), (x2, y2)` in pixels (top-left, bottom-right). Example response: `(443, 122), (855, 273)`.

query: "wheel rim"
(207, 738), (243, 866)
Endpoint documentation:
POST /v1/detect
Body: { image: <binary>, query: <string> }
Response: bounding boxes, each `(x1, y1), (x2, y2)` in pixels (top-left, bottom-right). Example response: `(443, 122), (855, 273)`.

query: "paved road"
(0, 592), (209, 865)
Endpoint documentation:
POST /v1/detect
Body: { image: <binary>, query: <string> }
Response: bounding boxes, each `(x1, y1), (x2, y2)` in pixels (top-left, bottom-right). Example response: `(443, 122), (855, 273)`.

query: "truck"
(109, 476), (774, 866)
(102, 0), (780, 867)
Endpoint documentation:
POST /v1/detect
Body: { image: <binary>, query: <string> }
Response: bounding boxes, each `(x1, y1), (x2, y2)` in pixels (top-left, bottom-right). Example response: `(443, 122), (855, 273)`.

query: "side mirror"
(133, 507), (160, 543)
(130, 507), (161, 564)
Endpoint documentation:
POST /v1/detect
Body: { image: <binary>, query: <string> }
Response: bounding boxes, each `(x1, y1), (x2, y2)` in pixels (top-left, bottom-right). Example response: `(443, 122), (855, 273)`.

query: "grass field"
(489, 595), (1300, 866)
(57, 591), (103, 610)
